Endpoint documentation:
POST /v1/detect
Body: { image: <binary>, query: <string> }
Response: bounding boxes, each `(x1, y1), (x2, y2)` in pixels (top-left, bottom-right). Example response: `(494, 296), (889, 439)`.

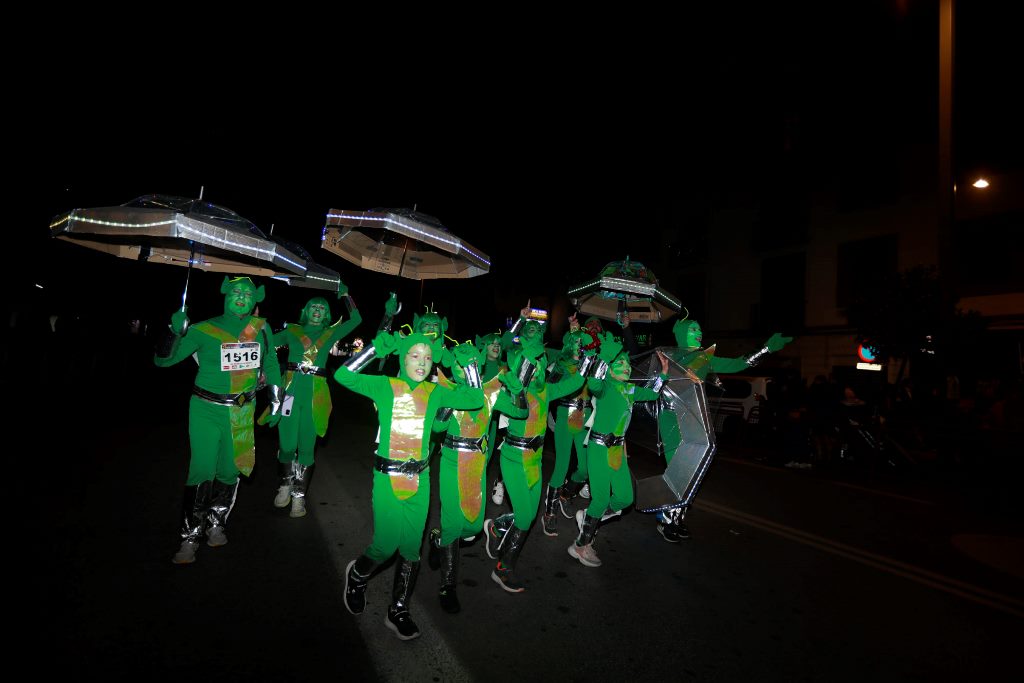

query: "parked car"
(706, 375), (773, 438)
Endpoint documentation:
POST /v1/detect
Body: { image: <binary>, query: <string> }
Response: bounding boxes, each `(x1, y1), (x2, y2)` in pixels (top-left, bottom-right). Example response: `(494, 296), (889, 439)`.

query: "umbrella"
(322, 208), (489, 280)
(567, 257), (682, 323)
(50, 194), (309, 279)
(266, 234), (345, 292)
(632, 347), (718, 514)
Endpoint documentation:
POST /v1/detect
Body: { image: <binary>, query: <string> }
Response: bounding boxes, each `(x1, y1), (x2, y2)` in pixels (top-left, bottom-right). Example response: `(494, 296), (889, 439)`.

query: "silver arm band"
(268, 385), (285, 416)
(743, 346), (771, 367)
(509, 316), (526, 337)
(344, 345), (377, 373)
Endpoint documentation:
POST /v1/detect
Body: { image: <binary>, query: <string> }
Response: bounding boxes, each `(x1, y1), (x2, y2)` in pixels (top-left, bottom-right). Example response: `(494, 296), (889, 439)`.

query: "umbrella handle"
(181, 241), (196, 311)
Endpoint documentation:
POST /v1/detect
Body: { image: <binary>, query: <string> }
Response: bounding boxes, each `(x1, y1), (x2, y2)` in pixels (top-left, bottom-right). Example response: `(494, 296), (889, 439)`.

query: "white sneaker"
(568, 542), (602, 567)
(491, 480), (505, 506)
(274, 485), (292, 508)
(579, 483), (591, 500)
(206, 526), (228, 548)
(290, 497), (307, 518)
(172, 541), (199, 565)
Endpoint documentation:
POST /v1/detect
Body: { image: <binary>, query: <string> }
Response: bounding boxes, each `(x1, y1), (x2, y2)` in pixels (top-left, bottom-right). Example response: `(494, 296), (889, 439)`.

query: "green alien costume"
(155, 277), (284, 565)
(483, 334), (587, 593)
(268, 287), (362, 517)
(656, 318), (792, 542)
(336, 330), (484, 641)
(540, 326), (597, 536)
(569, 333), (669, 568)
(426, 342), (526, 613)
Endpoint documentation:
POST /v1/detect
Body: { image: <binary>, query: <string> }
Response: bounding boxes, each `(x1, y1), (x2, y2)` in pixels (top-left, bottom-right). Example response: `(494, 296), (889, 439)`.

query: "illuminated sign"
(857, 344), (878, 363)
(857, 362), (883, 372)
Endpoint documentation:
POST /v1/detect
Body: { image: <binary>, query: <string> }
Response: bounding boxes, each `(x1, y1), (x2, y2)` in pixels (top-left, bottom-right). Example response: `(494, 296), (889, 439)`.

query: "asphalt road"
(23, 359), (1023, 682)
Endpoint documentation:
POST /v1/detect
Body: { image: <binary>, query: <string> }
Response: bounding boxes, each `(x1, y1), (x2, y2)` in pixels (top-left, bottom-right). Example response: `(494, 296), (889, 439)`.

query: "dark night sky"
(11, 2), (1020, 337)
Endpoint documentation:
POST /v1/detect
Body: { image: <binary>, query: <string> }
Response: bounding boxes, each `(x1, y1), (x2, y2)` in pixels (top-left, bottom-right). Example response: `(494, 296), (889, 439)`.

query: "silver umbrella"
(322, 208), (489, 280)
(568, 257), (683, 323)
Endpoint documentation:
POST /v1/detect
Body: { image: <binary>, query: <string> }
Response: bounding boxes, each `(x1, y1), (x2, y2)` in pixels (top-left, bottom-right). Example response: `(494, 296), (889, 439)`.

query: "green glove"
(500, 369), (524, 396)
(597, 332), (623, 363)
(337, 280), (349, 298)
(764, 333), (793, 353)
(372, 330), (398, 357)
(384, 293), (399, 317)
(264, 413), (282, 428)
(170, 309), (189, 335)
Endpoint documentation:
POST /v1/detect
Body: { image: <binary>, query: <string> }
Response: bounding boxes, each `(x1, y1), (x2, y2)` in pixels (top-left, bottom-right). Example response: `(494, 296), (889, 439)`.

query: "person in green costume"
(540, 315), (596, 536)
(425, 342), (527, 613)
(555, 315), (606, 513)
(266, 284), (362, 518)
(155, 276), (284, 565)
(491, 303), (558, 508)
(335, 330), (484, 641)
(655, 318), (793, 542)
(482, 332), (591, 593)
(568, 333), (669, 567)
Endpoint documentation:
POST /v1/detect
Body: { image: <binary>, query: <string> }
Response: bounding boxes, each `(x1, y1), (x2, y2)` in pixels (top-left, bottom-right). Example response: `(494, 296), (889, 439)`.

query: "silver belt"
(442, 434), (487, 452)
(589, 431), (625, 447)
(192, 385), (258, 407)
(287, 362), (329, 377)
(503, 434), (544, 451)
(557, 398), (588, 410)
(374, 456), (429, 477)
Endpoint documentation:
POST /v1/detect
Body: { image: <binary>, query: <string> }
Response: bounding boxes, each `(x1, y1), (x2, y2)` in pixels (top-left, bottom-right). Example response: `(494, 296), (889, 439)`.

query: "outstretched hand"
(765, 333), (794, 353)
(336, 280), (349, 298)
(568, 313), (580, 332)
(264, 413), (282, 429)
(520, 299), (531, 319)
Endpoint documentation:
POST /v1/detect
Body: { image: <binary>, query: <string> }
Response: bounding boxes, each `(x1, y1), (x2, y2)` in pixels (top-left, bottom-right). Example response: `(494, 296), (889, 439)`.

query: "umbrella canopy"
(322, 208), (489, 280)
(49, 195), (308, 278)
(567, 258), (682, 323)
(266, 235), (344, 292)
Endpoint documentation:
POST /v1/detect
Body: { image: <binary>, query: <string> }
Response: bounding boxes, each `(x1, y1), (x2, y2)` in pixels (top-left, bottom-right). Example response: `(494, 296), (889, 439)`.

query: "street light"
(971, 178), (990, 189)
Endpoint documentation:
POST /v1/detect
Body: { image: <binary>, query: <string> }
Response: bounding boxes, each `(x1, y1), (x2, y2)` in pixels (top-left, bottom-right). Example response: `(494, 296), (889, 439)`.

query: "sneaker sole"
(171, 555), (196, 565)
(490, 570), (525, 593)
(657, 524), (681, 543)
(558, 502), (575, 520)
(384, 617), (420, 641)
(568, 544), (601, 567)
(206, 538), (228, 548)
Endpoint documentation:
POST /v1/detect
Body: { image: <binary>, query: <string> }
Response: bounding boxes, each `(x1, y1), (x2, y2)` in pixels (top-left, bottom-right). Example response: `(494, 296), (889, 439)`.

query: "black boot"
(541, 485), (560, 536)
(385, 558), (421, 640)
(427, 527), (442, 571)
(290, 463), (314, 518)
(558, 480), (583, 519)
(491, 526), (529, 593)
(438, 540), (461, 614)
(344, 554), (378, 615)
(206, 478), (238, 547)
(172, 481), (211, 564)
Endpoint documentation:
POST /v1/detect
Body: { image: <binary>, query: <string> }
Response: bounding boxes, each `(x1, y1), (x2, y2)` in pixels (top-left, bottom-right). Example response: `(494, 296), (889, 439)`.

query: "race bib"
(221, 342), (260, 371)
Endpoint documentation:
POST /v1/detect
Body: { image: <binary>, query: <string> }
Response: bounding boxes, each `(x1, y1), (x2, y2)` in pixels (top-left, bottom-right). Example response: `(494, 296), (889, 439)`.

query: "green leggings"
(438, 448), (487, 545)
(548, 406), (589, 487)
(499, 446), (542, 532)
(276, 402), (317, 465)
(584, 442), (634, 518)
(186, 397), (242, 486)
(364, 469), (430, 563)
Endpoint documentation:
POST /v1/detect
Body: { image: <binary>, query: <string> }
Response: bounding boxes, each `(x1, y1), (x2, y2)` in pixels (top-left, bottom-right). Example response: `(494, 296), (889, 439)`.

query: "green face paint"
(674, 320), (702, 349)
(610, 352), (632, 381)
(224, 279), (257, 317)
